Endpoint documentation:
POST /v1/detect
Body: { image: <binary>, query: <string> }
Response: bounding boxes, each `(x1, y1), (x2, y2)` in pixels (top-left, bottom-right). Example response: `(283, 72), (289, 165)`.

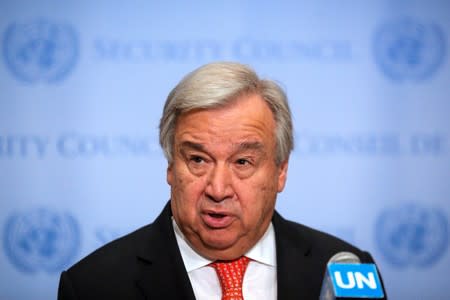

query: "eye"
(233, 157), (256, 179)
(236, 158), (250, 165)
(190, 156), (205, 163)
(184, 154), (210, 176)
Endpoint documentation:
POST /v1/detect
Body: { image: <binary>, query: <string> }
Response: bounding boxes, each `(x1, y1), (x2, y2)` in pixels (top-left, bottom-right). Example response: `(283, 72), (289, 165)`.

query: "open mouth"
(202, 211), (233, 228)
(208, 212), (226, 219)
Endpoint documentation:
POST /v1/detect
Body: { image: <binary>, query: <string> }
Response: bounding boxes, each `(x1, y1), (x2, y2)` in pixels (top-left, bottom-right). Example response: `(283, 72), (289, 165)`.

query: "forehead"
(174, 94), (276, 148)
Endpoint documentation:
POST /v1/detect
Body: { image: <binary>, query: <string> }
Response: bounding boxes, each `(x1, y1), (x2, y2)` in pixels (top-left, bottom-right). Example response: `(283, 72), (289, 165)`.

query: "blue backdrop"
(1, 1), (449, 299)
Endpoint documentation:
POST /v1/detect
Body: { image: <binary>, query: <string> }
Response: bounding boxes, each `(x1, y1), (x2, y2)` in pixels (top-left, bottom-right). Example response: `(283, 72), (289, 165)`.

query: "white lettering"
(355, 272), (377, 289)
(334, 271), (355, 289)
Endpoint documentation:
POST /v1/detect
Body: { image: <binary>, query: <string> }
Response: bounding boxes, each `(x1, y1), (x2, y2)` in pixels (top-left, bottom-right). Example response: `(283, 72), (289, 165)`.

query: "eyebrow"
(179, 141), (264, 153)
(179, 141), (206, 152)
(234, 141), (264, 152)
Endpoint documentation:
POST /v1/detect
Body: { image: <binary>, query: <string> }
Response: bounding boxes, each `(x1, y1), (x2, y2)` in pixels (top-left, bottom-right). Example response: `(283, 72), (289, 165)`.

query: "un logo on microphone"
(2, 19), (79, 83)
(3, 208), (80, 273)
(375, 203), (448, 268)
(373, 17), (446, 81)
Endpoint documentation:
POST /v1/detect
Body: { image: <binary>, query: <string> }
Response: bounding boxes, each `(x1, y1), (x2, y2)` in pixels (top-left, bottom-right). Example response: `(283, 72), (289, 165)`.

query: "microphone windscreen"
(327, 251), (360, 264)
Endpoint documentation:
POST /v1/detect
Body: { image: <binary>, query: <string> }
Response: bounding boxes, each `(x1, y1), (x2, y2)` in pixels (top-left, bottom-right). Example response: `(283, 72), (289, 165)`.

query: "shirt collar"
(172, 218), (277, 272)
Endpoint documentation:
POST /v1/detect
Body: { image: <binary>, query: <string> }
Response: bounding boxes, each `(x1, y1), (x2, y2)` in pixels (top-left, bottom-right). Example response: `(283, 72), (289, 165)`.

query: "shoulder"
(68, 223), (156, 276)
(272, 212), (381, 299)
(58, 222), (165, 299)
(58, 203), (187, 299)
(67, 203), (173, 275)
(273, 212), (374, 263)
(59, 221), (169, 299)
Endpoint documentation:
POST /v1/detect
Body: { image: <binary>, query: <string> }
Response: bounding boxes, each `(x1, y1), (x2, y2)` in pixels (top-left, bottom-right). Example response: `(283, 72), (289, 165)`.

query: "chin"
(205, 238), (234, 249)
(201, 235), (239, 251)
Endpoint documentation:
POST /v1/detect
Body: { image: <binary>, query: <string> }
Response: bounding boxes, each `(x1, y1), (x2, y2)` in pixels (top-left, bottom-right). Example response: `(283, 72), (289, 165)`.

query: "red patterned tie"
(210, 256), (250, 300)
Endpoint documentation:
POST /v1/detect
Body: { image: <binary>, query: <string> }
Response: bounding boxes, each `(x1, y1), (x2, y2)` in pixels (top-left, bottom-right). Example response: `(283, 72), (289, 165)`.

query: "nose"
(205, 163), (234, 202)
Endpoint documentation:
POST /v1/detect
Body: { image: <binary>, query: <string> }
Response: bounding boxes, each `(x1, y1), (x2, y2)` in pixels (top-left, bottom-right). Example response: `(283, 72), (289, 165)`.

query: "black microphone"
(319, 252), (386, 300)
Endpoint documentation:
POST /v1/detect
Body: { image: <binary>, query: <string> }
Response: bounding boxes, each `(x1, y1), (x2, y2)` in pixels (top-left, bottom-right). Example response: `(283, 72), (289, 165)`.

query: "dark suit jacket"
(58, 202), (384, 299)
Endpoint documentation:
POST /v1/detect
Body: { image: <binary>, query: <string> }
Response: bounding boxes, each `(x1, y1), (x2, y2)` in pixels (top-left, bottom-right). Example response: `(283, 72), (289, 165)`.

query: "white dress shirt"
(173, 219), (277, 300)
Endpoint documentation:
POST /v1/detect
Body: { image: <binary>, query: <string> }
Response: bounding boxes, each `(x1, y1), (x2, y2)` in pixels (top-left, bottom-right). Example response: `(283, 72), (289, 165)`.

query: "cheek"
(171, 166), (207, 208)
(237, 179), (277, 222)
(171, 173), (205, 230)
(171, 163), (196, 189)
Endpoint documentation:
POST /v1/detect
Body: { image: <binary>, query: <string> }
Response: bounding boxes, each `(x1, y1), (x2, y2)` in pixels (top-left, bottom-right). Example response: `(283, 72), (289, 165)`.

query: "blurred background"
(1, 1), (449, 299)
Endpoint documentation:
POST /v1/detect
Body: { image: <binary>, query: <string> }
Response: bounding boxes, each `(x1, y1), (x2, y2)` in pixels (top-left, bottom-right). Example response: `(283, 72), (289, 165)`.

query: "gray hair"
(159, 62), (293, 165)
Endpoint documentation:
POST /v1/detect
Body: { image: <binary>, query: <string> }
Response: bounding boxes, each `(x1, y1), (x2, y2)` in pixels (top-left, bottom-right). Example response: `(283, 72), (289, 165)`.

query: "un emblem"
(375, 203), (448, 268)
(3, 19), (79, 83)
(3, 208), (80, 273)
(373, 17), (446, 81)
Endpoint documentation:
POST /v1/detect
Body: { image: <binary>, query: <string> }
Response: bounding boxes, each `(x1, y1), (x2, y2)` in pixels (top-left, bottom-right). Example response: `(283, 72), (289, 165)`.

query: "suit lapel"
(135, 202), (196, 300)
(132, 205), (322, 299)
(273, 211), (318, 300)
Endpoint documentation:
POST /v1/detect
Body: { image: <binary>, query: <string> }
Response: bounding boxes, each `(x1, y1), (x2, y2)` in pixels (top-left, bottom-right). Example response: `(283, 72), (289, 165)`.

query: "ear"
(167, 162), (174, 185)
(277, 160), (289, 192)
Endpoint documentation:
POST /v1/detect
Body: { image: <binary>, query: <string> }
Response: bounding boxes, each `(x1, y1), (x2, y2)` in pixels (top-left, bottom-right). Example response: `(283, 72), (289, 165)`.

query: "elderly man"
(58, 62), (383, 299)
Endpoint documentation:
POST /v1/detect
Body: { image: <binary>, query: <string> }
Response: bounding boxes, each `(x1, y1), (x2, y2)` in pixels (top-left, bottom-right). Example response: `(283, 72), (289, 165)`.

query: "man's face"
(167, 93), (288, 260)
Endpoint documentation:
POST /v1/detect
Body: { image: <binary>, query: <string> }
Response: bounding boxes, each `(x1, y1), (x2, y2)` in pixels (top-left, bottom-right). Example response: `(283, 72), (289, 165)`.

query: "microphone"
(319, 252), (385, 300)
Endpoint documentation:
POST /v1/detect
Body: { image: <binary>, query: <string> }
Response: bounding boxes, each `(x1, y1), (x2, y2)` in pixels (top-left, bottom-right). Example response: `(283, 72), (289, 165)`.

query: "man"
(58, 62), (384, 299)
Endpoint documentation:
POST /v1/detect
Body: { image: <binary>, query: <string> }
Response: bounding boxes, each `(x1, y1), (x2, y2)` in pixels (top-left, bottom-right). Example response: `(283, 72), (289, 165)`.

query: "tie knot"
(210, 256), (250, 300)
